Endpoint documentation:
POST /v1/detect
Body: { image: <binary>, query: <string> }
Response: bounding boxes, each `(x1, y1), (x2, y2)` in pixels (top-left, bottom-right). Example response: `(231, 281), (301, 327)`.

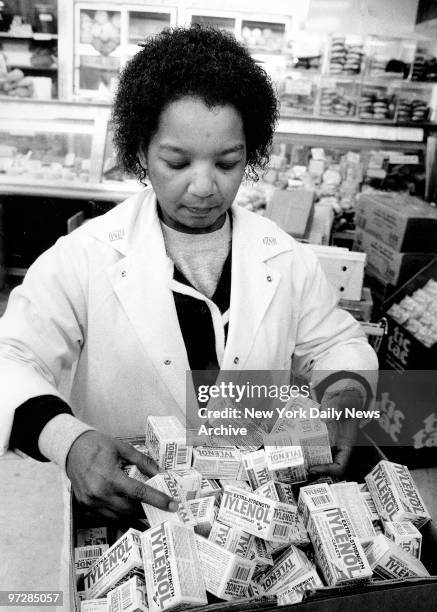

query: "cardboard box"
(384, 521), (422, 559)
(258, 545), (313, 595)
(353, 228), (433, 287)
(141, 522), (207, 611)
(276, 569), (324, 606)
(266, 188), (315, 239)
(196, 536), (255, 600)
(218, 485), (307, 544)
(365, 461), (431, 528)
(107, 575), (148, 612)
(331, 482), (376, 544)
(298, 483), (338, 528)
(83, 529), (144, 600)
(208, 520), (254, 558)
(355, 192), (437, 253)
(145, 416), (192, 471)
(364, 534), (429, 579)
(307, 507), (372, 586)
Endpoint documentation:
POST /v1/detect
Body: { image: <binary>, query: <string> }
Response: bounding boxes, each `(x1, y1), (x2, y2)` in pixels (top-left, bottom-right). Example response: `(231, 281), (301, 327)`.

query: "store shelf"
(0, 33), (58, 41)
(0, 178), (137, 203)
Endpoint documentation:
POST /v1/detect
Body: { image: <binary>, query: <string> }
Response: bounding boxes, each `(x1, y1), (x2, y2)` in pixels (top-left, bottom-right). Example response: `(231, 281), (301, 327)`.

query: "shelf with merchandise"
(364, 35), (416, 80)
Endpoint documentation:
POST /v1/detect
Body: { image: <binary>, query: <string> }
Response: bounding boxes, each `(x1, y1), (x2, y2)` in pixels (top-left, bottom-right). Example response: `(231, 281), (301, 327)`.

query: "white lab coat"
(0, 187), (377, 455)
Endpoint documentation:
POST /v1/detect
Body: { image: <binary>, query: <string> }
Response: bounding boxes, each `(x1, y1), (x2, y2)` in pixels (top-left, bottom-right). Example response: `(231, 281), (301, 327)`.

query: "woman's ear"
(137, 149), (148, 172)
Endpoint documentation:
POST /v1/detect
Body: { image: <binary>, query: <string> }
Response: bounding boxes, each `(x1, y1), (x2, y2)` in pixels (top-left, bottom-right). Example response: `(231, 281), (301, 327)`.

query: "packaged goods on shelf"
(196, 535), (255, 600)
(83, 528), (143, 600)
(145, 415), (192, 471)
(412, 44), (437, 82)
(319, 79), (359, 118)
(365, 36), (415, 80)
(355, 192), (437, 253)
(240, 19), (286, 54)
(383, 521), (422, 559)
(327, 35), (365, 76)
(359, 84), (397, 121)
(107, 575), (147, 612)
(353, 228), (434, 288)
(284, 32), (324, 73)
(141, 522), (207, 612)
(280, 76), (317, 116)
(396, 88), (432, 123)
(364, 534), (429, 579)
(307, 507), (372, 586)
(365, 460), (431, 528)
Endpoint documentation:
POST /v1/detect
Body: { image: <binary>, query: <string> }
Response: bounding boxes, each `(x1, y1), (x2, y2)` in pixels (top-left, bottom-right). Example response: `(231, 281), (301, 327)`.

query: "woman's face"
(144, 96), (247, 233)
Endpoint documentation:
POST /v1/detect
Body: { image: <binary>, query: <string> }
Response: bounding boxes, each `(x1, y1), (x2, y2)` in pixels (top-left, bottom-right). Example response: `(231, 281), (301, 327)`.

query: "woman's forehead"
(151, 96), (246, 153)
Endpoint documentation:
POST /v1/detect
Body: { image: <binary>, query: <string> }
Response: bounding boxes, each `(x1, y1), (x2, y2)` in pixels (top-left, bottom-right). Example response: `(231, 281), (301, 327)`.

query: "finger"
(115, 473), (178, 512)
(116, 440), (159, 477)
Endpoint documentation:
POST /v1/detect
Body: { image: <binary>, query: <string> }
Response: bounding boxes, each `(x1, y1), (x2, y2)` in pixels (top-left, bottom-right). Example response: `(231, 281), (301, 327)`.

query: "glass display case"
(0, 99), (111, 196)
(319, 78), (359, 119)
(358, 83), (398, 122)
(283, 31), (325, 73)
(327, 35), (365, 77)
(189, 13), (236, 35)
(74, 3), (177, 100)
(279, 74), (317, 116)
(101, 121), (138, 188)
(412, 41), (437, 82)
(365, 35), (416, 80)
(240, 18), (288, 54)
(395, 83), (434, 123)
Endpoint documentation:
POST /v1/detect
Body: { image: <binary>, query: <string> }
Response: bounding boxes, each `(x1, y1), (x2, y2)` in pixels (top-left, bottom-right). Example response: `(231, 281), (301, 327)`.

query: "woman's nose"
(187, 168), (216, 198)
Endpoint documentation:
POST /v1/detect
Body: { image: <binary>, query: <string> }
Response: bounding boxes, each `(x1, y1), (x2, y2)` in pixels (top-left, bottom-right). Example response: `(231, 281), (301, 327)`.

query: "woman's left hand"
(308, 387), (363, 478)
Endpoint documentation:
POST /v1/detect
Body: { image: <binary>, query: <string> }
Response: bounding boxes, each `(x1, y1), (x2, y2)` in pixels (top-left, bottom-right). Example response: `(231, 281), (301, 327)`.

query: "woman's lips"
(183, 205), (217, 215)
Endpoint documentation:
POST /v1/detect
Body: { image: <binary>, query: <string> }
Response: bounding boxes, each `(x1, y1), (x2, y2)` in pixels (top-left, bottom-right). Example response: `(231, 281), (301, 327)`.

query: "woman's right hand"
(65, 430), (178, 520)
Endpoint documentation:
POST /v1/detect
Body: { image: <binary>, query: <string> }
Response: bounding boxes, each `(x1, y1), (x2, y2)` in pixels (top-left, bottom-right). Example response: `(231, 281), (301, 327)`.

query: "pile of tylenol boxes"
(75, 396), (432, 612)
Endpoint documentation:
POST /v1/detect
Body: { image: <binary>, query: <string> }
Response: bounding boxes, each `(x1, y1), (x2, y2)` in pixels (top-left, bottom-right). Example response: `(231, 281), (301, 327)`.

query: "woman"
(0, 26), (377, 520)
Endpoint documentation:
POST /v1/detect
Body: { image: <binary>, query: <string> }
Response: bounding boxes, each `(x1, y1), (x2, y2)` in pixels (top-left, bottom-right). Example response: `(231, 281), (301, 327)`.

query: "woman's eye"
(217, 161), (239, 170)
(166, 161), (188, 170)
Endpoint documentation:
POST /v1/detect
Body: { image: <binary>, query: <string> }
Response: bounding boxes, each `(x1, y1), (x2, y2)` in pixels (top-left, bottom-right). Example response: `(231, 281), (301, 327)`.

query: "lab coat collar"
(96, 189), (295, 408)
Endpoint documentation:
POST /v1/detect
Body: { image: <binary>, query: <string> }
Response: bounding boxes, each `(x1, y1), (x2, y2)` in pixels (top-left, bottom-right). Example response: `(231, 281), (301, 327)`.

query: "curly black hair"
(112, 25), (279, 183)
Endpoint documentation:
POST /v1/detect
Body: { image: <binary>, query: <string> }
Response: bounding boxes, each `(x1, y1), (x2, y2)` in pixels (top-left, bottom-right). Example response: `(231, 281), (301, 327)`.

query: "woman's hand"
(308, 387), (362, 479)
(66, 430), (178, 520)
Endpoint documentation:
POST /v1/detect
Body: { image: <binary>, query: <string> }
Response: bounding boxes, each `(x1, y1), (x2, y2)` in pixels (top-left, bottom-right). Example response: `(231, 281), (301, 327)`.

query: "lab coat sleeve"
(0, 235), (87, 457)
(291, 244), (378, 387)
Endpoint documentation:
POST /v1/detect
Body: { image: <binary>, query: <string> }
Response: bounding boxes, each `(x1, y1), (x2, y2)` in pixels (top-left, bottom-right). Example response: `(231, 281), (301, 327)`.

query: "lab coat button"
(164, 359), (171, 365)
(233, 357), (239, 364)
(266, 275), (272, 282)
(121, 270), (127, 278)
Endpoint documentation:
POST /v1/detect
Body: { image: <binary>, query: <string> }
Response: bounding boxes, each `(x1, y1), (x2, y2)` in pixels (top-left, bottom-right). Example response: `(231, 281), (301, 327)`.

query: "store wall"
(306, 0), (420, 36)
